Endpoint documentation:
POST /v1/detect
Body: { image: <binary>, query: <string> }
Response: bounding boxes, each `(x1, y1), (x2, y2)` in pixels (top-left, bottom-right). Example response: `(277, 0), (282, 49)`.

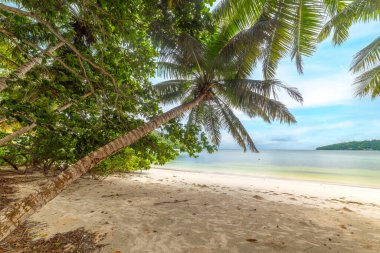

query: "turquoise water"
(159, 150), (380, 187)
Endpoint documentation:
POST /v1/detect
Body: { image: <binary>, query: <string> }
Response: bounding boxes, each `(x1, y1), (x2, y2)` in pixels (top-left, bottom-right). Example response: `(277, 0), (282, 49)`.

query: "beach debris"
(0, 221), (107, 252)
(153, 199), (189, 205)
(340, 225), (347, 229)
(246, 238), (258, 243)
(253, 195), (264, 200)
(264, 240), (287, 249)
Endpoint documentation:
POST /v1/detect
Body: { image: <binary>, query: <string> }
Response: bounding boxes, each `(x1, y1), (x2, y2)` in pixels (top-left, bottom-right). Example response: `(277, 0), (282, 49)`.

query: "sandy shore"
(12, 168), (380, 252)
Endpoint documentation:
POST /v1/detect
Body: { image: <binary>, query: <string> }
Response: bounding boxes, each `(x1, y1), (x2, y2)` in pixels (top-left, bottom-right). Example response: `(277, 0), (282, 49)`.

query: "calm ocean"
(158, 150), (380, 187)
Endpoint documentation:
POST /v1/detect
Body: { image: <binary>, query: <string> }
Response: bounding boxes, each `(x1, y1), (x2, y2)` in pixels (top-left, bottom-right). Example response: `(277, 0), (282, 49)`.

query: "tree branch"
(0, 41), (64, 91)
(0, 53), (19, 67)
(0, 3), (116, 85)
(0, 92), (93, 146)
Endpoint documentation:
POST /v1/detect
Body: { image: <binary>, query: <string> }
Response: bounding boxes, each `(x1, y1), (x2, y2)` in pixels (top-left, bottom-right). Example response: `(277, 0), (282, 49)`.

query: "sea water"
(158, 150), (380, 188)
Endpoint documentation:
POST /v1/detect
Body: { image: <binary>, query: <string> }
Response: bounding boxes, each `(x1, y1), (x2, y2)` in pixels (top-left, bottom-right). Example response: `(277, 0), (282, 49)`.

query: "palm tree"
(0, 29), (302, 240)
(213, 0), (326, 78)
(155, 33), (303, 152)
(318, 0), (380, 98)
(0, 1), (309, 240)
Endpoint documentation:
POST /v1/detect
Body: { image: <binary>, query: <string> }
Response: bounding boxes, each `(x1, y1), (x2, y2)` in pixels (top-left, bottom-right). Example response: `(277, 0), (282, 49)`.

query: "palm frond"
(322, 0), (348, 16)
(211, 18), (271, 78)
(187, 103), (205, 127)
(154, 79), (193, 104)
(212, 0), (234, 22)
(156, 61), (192, 79)
(214, 0), (329, 78)
(291, 0), (324, 74)
(218, 79), (298, 123)
(354, 64), (380, 98)
(214, 97), (258, 152)
(351, 36), (380, 73)
(202, 102), (222, 146)
(159, 34), (204, 62)
(262, 1), (294, 79)
(223, 79), (303, 103)
(319, 0), (379, 45)
(213, 0), (267, 29)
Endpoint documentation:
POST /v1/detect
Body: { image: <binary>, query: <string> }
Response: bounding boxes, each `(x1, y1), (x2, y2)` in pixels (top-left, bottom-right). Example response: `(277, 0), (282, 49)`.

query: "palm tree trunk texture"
(0, 122), (38, 147)
(0, 92), (92, 147)
(0, 41), (65, 92)
(0, 93), (206, 241)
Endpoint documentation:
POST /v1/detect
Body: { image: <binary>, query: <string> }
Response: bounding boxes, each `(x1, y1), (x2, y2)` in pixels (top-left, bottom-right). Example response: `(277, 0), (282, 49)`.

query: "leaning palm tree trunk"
(0, 93), (206, 241)
(0, 92), (92, 147)
(0, 122), (38, 146)
(0, 41), (65, 92)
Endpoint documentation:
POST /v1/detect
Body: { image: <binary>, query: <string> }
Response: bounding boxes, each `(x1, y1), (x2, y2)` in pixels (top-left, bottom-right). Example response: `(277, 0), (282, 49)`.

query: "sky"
(243, 22), (380, 150)
(152, 20), (380, 150)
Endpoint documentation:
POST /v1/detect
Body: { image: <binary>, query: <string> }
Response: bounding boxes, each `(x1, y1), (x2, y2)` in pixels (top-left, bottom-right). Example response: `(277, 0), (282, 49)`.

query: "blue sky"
(240, 23), (380, 149)
(152, 21), (380, 150)
(235, 22), (380, 150)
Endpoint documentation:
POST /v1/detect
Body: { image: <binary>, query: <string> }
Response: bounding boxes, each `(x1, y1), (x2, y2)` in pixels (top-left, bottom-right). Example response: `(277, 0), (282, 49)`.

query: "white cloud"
(277, 70), (356, 108)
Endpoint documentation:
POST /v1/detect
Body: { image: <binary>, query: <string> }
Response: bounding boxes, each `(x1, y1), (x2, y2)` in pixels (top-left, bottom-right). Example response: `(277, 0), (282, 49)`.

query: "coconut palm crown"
(155, 33), (303, 152)
(212, 0), (380, 98)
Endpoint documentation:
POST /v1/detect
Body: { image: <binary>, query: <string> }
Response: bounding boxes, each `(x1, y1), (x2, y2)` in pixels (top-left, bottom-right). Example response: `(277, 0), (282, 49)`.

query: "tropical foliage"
(319, 0), (380, 98)
(213, 0), (380, 99)
(155, 32), (303, 151)
(317, 140), (380, 150)
(213, 0), (328, 78)
(0, 0), (216, 174)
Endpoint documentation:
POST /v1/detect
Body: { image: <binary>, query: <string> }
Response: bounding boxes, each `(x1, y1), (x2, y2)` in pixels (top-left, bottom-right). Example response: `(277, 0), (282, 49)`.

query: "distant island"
(316, 140), (380, 151)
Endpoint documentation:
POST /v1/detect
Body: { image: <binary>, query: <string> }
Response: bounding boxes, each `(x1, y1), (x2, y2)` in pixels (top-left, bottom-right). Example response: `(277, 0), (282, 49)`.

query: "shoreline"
(153, 166), (380, 190)
(148, 168), (380, 219)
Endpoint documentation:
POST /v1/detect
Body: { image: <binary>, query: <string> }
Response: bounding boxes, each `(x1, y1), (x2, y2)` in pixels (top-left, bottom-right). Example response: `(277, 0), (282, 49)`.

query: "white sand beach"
(7, 168), (376, 253)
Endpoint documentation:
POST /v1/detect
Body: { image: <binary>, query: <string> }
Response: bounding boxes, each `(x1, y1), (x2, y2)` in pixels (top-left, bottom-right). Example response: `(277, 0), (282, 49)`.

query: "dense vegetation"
(1, 0), (377, 175)
(1, 0), (380, 242)
(317, 140), (380, 151)
(0, 0), (217, 176)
